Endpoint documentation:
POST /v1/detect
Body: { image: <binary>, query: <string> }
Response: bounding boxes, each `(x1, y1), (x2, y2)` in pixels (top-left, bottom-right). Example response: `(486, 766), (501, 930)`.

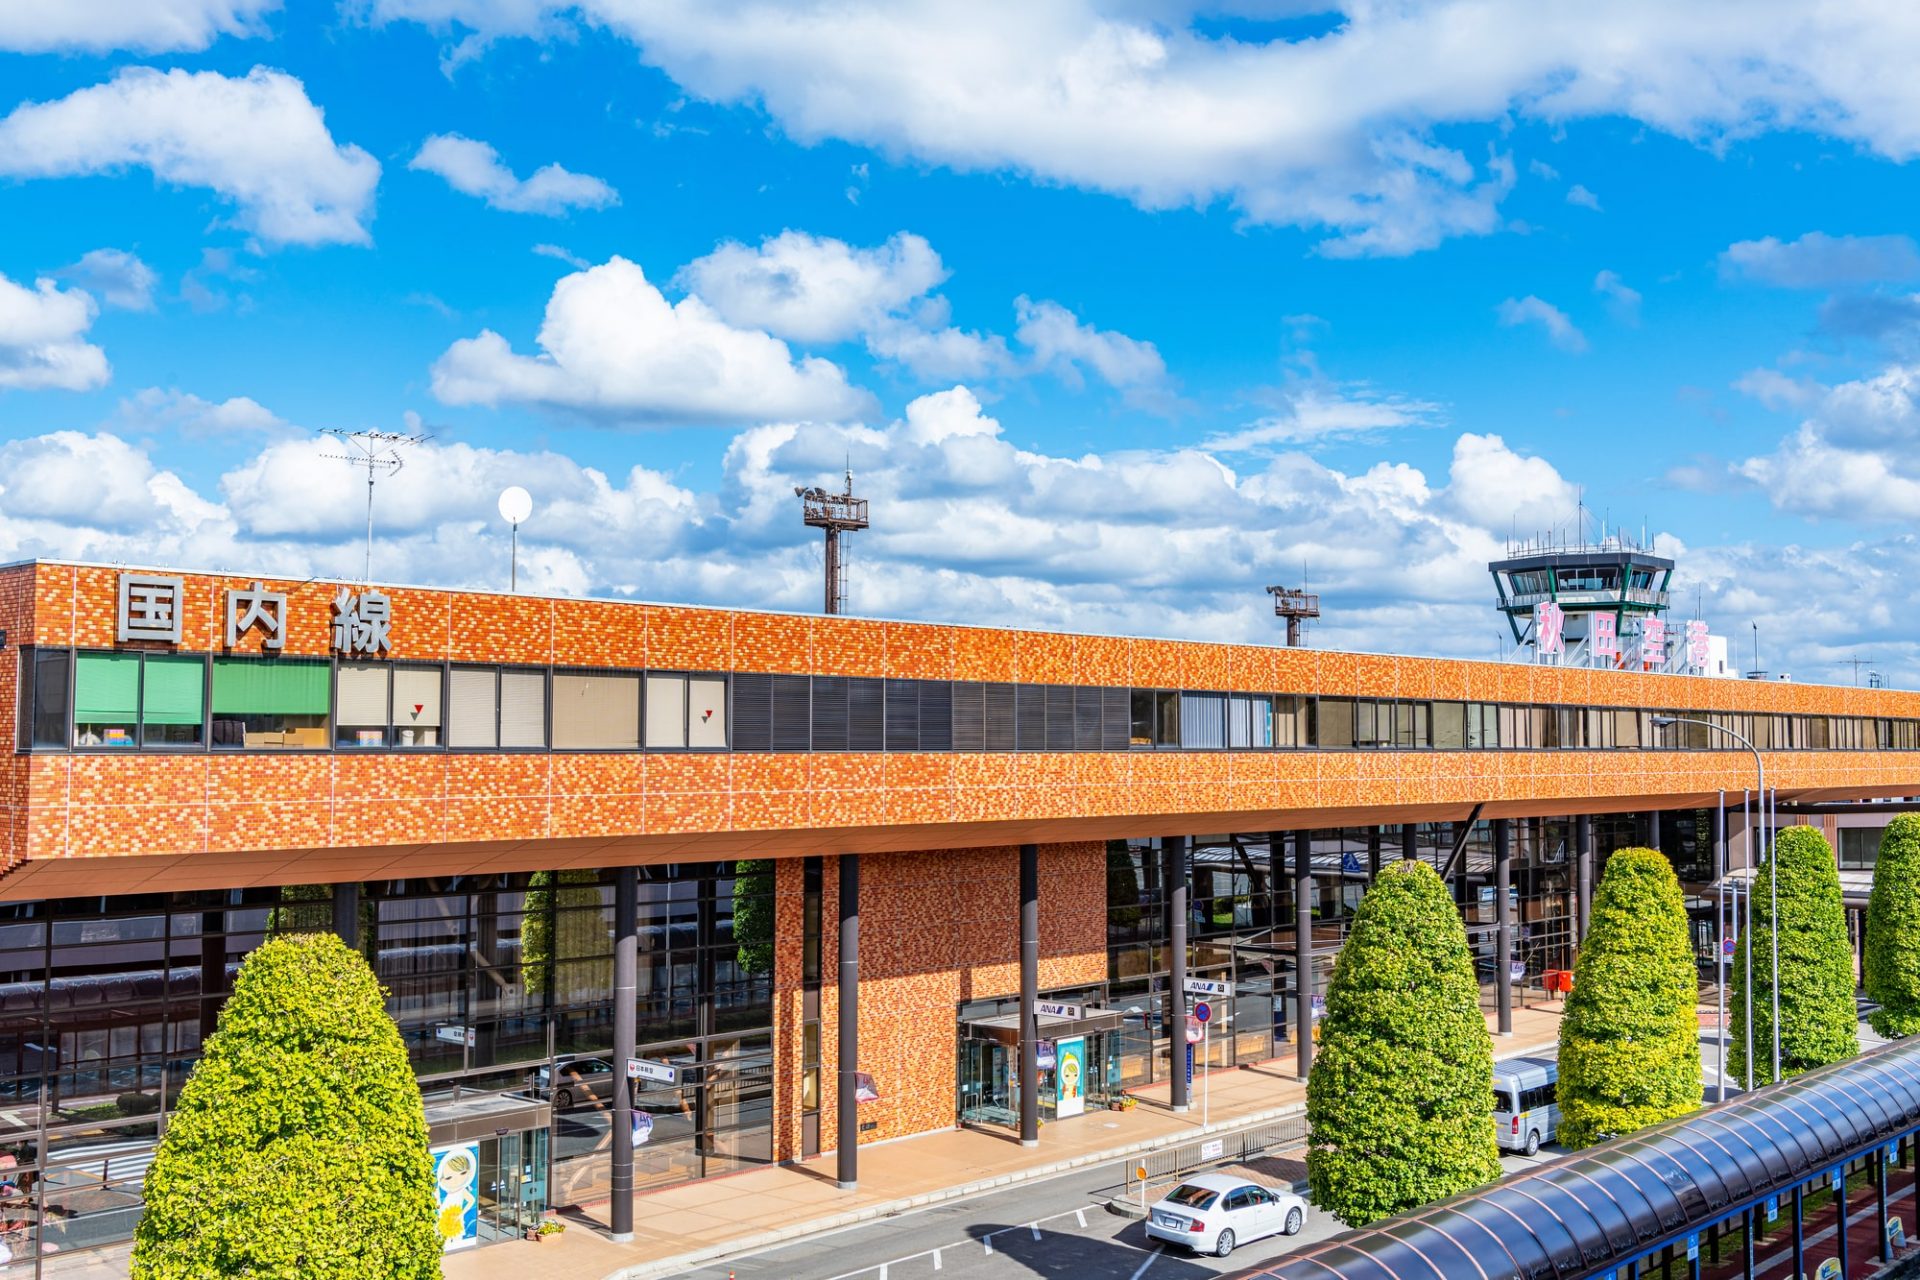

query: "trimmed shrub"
(1730, 824), (1859, 1087)
(1307, 860), (1501, 1226)
(132, 933), (439, 1279)
(1866, 815), (1920, 1037)
(1557, 847), (1700, 1147)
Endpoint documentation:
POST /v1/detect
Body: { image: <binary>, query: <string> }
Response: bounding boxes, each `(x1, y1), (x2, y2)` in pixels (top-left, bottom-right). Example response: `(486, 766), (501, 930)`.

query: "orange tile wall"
(9, 559), (1920, 881)
(771, 842), (1107, 1162)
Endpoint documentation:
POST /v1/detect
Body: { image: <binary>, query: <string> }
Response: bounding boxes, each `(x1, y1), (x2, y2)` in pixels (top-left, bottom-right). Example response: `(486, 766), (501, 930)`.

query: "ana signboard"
(1183, 978), (1230, 998)
(1035, 1000), (1083, 1020)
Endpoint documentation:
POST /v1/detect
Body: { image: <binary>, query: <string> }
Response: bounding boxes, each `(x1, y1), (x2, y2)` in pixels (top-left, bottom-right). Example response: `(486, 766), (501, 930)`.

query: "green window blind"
(142, 655), (205, 726)
(211, 659), (330, 715)
(73, 653), (139, 721)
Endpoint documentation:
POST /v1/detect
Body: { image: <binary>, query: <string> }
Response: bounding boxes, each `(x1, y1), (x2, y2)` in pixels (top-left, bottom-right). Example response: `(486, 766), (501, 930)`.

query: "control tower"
(1490, 532), (1673, 657)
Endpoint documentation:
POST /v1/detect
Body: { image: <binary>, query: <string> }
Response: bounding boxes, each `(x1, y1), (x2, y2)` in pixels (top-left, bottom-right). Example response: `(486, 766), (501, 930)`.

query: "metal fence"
(1107, 1111), (1309, 1207)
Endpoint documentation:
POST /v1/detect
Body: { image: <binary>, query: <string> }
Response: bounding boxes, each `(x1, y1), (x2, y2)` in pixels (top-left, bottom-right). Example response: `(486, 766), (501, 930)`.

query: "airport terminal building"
(0, 558), (1916, 1272)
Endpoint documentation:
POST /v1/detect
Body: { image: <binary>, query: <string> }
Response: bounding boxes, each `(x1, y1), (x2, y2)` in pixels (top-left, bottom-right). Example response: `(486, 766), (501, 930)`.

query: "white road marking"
(1127, 1245), (1165, 1280)
(932, 1249), (941, 1270)
(1029, 1222), (1041, 1241)
(1076, 1208), (1088, 1228)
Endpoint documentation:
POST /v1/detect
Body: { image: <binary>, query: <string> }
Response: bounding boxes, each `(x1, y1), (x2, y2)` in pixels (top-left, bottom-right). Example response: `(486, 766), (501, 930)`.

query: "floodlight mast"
(320, 428), (431, 582)
(1265, 585), (1321, 647)
(796, 466), (869, 614)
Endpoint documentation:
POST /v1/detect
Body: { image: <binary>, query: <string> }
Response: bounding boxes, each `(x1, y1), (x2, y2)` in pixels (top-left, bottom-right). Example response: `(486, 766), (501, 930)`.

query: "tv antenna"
(320, 428), (430, 582)
(795, 463), (868, 614)
(1839, 655), (1877, 687)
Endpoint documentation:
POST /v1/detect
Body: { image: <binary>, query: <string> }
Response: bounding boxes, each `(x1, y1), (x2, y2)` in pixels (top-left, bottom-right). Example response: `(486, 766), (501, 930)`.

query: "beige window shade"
(553, 673), (638, 749)
(448, 669), (497, 748)
(500, 671), (546, 748)
(336, 664), (390, 727)
(688, 678), (727, 748)
(645, 675), (686, 748)
(393, 668), (443, 729)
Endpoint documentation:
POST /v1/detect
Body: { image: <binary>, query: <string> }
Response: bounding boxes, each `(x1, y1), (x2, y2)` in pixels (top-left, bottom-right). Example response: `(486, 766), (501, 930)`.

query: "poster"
(431, 1143), (480, 1251)
(632, 1111), (653, 1147)
(1055, 1036), (1086, 1118)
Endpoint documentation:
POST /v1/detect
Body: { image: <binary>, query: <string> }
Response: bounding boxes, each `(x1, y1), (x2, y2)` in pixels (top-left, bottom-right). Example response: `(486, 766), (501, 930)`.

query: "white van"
(1493, 1056), (1558, 1155)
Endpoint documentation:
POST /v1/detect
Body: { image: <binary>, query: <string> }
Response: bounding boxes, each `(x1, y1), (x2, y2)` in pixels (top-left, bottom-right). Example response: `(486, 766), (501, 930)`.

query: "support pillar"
(1494, 818), (1513, 1037)
(1400, 822), (1416, 864)
(1881, 1149), (1893, 1262)
(609, 867), (637, 1241)
(1018, 843), (1039, 1148)
(332, 881), (358, 951)
(1295, 830), (1314, 1081)
(1792, 1186), (1804, 1280)
(1367, 828), (1381, 881)
(1649, 808), (1663, 852)
(837, 855), (860, 1188)
(1838, 1163), (1851, 1279)
(1164, 837), (1190, 1113)
(1575, 816), (1593, 943)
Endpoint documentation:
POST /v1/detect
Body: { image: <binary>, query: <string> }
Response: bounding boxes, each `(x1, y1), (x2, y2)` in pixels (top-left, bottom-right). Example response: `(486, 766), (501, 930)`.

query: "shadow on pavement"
(968, 1219), (1219, 1278)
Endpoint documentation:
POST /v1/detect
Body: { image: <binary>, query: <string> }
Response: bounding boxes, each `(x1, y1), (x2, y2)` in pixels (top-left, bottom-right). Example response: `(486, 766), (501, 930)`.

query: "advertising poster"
(1055, 1037), (1086, 1118)
(431, 1143), (480, 1251)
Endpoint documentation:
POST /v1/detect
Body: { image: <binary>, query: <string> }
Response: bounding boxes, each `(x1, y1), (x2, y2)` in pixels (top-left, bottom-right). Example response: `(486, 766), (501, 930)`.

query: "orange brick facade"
(10, 559), (1920, 903)
(9, 558), (1920, 1165)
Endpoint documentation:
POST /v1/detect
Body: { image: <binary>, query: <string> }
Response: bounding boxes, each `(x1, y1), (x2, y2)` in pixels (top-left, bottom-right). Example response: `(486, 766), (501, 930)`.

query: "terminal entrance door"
(959, 1040), (1015, 1126)
(475, 1128), (548, 1243)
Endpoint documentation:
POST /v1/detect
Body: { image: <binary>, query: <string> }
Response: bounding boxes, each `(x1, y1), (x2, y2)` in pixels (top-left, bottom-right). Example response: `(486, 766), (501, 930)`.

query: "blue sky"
(4, 2), (1920, 684)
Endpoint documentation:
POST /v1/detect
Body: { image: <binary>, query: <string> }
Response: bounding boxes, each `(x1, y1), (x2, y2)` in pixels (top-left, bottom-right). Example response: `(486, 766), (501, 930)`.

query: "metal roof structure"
(1229, 1037), (1920, 1280)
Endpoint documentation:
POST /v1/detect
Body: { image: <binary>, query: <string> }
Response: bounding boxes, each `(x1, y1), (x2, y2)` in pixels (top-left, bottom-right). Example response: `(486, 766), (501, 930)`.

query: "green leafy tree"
(1730, 824), (1859, 1087)
(132, 933), (439, 1279)
(1866, 815), (1920, 1037)
(1307, 860), (1501, 1225)
(1557, 847), (1700, 1147)
(732, 860), (776, 974)
(522, 869), (607, 1001)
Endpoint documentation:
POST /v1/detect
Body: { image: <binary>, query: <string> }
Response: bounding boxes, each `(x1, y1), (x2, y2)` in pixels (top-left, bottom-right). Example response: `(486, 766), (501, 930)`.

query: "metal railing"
(1105, 1111), (1309, 1205)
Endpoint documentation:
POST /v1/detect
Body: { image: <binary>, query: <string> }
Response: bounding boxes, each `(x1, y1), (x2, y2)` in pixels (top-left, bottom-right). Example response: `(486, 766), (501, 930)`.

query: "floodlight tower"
(796, 467), (869, 615)
(1266, 585), (1321, 647)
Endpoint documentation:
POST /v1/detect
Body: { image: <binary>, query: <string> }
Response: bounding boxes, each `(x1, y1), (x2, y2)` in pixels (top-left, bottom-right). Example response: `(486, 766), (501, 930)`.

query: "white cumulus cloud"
(430, 256), (874, 424)
(0, 67), (379, 247)
(58, 249), (158, 312)
(0, 0), (278, 53)
(1496, 295), (1588, 353)
(680, 230), (946, 344)
(0, 273), (109, 392)
(1014, 296), (1168, 395)
(409, 133), (618, 215)
(1721, 232), (1920, 289)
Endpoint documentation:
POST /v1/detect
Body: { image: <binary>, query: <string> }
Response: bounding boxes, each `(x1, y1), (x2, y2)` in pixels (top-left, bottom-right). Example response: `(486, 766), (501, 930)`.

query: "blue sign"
(1193, 1001), (1212, 1024)
(1766, 1196), (1778, 1223)
(1686, 1233), (1698, 1261)
(1341, 851), (1363, 874)
(1832, 1168), (1845, 1191)
(1185, 1043), (1193, 1086)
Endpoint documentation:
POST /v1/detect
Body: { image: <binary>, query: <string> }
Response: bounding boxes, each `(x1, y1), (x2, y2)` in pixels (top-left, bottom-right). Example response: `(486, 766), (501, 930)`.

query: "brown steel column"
(1164, 836), (1190, 1113)
(1575, 816), (1593, 943)
(332, 881), (358, 951)
(837, 855), (860, 1188)
(610, 867), (636, 1241)
(1018, 843), (1039, 1147)
(1295, 830), (1314, 1080)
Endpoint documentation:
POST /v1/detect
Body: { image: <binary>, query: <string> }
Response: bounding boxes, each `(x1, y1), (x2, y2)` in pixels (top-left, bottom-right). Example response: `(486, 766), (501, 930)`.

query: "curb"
(600, 1038), (1560, 1280)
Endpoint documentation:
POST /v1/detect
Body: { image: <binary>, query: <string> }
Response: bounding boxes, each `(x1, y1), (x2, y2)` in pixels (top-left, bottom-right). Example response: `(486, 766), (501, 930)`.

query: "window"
(1840, 827), (1882, 870)
(1394, 702), (1430, 749)
(210, 658), (329, 749)
(1273, 695), (1307, 748)
(917, 681), (952, 751)
(72, 652), (140, 747)
(392, 666), (442, 747)
(141, 654), (205, 747)
(1229, 695), (1273, 749)
(1016, 684), (1046, 752)
(448, 667), (499, 748)
(19, 648), (71, 750)
(950, 681), (984, 752)
(810, 676), (848, 751)
(1045, 685), (1074, 751)
(1614, 709), (1641, 749)
(646, 675), (687, 748)
(1433, 701), (1465, 750)
(983, 683), (1015, 752)
(1317, 698), (1355, 749)
(551, 672), (639, 750)
(1466, 703), (1499, 749)
(1129, 690), (1153, 746)
(1180, 693), (1226, 749)
(501, 670), (547, 748)
(689, 677), (727, 749)
(335, 664), (390, 747)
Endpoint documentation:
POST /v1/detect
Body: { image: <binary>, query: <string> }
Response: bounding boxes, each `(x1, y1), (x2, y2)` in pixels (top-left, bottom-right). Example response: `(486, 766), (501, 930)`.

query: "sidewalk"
(443, 1002), (1568, 1280)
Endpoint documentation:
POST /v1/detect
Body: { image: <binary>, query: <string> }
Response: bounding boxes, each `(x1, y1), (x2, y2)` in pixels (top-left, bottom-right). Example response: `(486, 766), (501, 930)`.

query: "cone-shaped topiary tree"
(1866, 814), (1920, 1037)
(1557, 847), (1700, 1147)
(1307, 860), (1501, 1225)
(1730, 824), (1859, 1087)
(132, 932), (439, 1279)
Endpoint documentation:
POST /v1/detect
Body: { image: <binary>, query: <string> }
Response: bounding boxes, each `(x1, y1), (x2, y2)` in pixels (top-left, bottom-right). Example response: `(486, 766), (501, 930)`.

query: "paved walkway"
(443, 1002), (1570, 1280)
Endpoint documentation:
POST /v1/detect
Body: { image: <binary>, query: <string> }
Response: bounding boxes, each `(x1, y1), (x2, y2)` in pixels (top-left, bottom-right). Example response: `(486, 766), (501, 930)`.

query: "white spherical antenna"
(498, 485), (533, 525)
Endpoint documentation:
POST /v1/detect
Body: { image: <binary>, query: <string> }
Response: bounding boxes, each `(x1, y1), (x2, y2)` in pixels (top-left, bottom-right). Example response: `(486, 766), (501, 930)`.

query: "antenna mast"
(320, 428), (430, 582)
(795, 464), (869, 614)
(1265, 583), (1321, 647)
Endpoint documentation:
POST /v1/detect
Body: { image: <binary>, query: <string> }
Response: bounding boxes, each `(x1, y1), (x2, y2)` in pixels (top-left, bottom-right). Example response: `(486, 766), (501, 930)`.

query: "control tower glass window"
(1557, 566), (1619, 592)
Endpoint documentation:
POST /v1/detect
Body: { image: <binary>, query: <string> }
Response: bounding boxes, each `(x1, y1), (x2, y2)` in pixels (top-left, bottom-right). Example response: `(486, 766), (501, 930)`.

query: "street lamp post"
(1652, 716), (1777, 1087)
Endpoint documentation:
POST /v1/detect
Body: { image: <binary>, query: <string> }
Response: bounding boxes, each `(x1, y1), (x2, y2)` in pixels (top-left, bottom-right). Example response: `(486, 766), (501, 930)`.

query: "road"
(679, 1014), (1895, 1280)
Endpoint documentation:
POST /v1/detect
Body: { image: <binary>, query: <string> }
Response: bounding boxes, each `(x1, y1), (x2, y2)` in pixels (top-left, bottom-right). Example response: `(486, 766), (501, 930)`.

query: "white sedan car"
(1144, 1171), (1308, 1257)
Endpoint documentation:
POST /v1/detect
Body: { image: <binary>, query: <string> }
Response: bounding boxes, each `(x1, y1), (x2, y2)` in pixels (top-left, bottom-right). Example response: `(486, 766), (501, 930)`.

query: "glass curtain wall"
(0, 863), (775, 1276)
